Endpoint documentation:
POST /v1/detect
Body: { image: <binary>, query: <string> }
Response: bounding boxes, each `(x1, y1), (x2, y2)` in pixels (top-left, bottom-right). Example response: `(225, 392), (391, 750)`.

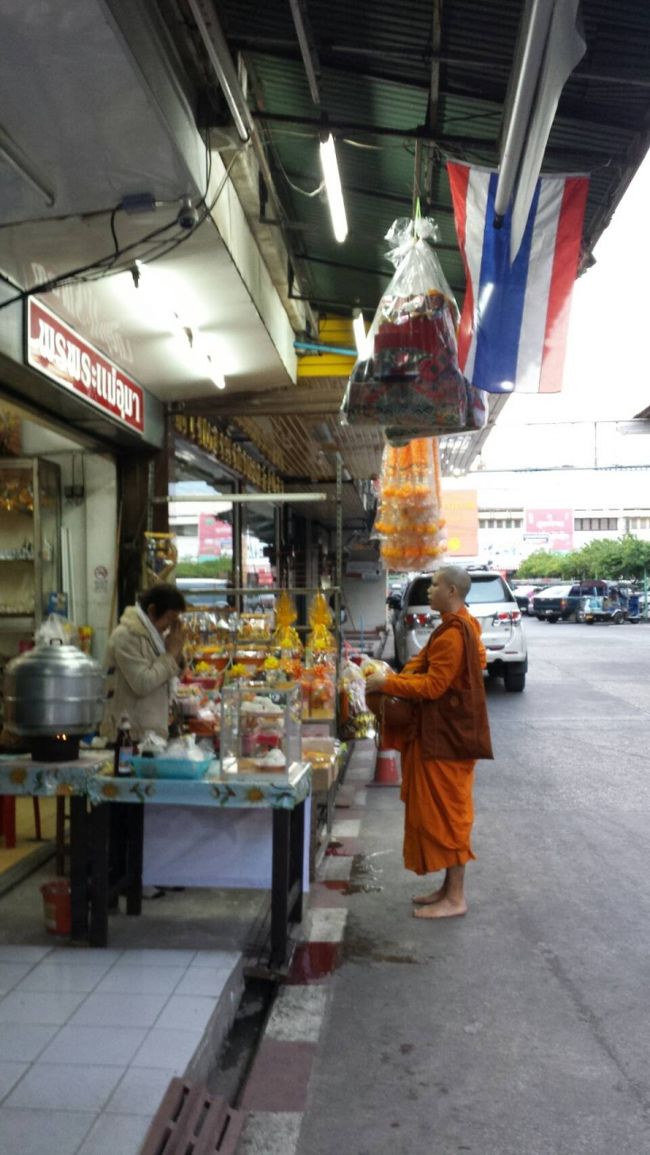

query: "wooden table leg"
(125, 806), (144, 916)
(89, 803), (109, 947)
(270, 808), (291, 969)
(69, 795), (89, 942)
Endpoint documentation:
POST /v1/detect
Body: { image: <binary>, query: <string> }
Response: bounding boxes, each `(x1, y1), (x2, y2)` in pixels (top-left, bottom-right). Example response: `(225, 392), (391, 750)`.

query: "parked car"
(532, 580), (611, 623)
(531, 583), (576, 622)
(391, 570), (527, 691)
(512, 584), (544, 615)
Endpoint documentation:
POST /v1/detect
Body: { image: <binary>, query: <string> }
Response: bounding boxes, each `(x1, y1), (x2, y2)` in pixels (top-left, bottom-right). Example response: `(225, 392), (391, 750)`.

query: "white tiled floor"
(0, 944), (241, 1155)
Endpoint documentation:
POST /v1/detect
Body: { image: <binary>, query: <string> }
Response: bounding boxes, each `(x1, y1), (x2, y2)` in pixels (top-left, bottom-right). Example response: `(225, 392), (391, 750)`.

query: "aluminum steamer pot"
(4, 639), (105, 737)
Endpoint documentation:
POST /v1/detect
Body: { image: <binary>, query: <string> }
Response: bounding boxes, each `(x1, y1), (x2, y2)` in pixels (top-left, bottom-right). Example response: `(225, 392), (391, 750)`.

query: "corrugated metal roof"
(216, 0), (650, 319)
(175, 0), (650, 479)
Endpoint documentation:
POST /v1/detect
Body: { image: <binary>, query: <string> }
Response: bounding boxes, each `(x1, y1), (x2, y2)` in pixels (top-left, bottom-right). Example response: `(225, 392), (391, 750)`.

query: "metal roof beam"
(235, 37), (650, 91)
(252, 110), (616, 159)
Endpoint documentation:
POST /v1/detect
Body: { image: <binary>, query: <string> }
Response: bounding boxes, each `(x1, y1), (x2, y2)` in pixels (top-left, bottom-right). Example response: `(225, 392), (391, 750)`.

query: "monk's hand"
(365, 674), (387, 694)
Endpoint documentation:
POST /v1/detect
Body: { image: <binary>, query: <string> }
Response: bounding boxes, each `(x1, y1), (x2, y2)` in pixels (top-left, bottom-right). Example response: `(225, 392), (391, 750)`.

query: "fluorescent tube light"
(319, 134), (348, 243)
(352, 311), (369, 358)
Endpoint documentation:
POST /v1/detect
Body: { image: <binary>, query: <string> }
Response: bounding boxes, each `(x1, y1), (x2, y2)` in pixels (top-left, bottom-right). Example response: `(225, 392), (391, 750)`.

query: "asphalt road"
(296, 617), (650, 1155)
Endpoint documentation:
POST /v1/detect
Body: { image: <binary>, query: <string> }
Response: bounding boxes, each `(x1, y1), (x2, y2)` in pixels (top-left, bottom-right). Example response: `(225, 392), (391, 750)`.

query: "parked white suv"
(390, 570), (528, 692)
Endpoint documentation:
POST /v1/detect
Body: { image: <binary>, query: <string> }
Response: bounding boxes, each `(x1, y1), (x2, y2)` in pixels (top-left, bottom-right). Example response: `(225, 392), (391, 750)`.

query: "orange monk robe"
(381, 607), (487, 876)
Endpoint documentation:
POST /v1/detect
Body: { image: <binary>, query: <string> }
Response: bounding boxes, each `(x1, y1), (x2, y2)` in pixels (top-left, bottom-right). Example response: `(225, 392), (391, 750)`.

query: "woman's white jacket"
(100, 605), (179, 741)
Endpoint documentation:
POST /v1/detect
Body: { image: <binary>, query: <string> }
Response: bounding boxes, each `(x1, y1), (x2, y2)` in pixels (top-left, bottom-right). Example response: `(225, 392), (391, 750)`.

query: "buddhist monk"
(365, 566), (490, 919)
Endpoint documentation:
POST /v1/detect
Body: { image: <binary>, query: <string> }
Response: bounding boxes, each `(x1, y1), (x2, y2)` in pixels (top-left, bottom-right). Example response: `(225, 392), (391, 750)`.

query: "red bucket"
(40, 879), (71, 935)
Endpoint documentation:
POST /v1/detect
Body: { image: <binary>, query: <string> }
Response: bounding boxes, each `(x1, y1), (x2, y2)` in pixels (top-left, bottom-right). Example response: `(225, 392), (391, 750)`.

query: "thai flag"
(447, 162), (589, 393)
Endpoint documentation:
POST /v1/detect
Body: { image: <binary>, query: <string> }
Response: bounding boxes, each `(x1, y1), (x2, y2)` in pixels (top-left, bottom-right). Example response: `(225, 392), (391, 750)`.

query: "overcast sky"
(481, 149), (650, 468)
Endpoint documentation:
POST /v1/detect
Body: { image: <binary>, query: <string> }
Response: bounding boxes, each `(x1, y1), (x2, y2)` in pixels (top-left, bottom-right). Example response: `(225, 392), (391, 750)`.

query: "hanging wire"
(0, 142), (244, 308)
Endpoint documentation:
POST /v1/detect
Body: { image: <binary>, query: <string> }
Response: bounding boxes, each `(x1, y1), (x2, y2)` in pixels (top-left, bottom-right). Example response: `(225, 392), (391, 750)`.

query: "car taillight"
(560, 599), (567, 609)
(495, 609), (521, 622)
(405, 612), (434, 628)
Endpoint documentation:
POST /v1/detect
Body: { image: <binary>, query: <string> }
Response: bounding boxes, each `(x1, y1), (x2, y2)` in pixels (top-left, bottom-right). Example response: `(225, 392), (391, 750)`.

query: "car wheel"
(547, 615), (559, 623)
(536, 615), (545, 621)
(504, 668), (526, 692)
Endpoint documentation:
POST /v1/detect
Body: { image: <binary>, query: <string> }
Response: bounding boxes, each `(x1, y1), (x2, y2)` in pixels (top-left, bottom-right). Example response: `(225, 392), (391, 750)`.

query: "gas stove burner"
(29, 734), (81, 763)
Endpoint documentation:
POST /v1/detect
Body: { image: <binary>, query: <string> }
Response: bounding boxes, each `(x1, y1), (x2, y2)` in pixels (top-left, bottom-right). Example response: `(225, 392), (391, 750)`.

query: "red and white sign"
(27, 298), (144, 434)
(198, 514), (232, 557)
(525, 509), (574, 552)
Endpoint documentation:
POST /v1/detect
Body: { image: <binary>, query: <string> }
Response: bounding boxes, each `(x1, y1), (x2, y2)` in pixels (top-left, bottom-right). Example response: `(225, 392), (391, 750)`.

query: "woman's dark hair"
(138, 583), (186, 618)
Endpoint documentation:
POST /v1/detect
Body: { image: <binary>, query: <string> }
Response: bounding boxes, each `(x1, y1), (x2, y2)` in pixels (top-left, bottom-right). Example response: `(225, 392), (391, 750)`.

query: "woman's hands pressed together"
(165, 619), (185, 661)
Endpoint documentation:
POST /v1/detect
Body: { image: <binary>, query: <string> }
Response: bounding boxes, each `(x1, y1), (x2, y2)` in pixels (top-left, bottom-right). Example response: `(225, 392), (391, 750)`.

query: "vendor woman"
(101, 583), (186, 742)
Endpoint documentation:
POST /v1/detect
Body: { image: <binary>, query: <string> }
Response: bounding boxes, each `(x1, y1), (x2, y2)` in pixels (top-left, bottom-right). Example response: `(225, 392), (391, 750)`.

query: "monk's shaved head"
(437, 566), (471, 600)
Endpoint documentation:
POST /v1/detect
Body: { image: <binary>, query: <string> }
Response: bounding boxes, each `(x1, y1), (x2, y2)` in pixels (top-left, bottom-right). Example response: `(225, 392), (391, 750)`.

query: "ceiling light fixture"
(131, 262), (225, 389)
(319, 132), (348, 243)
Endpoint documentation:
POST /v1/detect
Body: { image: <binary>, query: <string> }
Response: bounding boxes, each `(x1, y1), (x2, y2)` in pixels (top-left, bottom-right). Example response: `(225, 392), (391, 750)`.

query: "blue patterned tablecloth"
(0, 752), (110, 797)
(0, 755), (311, 812)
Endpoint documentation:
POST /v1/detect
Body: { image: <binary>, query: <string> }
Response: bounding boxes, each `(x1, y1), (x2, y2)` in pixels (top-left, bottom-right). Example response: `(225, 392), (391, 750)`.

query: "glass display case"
(0, 458), (62, 627)
(220, 681), (302, 774)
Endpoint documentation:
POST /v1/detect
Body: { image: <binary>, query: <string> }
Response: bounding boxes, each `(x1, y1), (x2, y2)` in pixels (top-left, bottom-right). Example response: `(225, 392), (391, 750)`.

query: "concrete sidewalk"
(237, 704), (650, 1155)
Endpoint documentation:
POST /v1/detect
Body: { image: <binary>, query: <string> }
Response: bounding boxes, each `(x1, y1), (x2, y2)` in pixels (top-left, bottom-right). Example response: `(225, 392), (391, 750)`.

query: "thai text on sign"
(27, 298), (144, 434)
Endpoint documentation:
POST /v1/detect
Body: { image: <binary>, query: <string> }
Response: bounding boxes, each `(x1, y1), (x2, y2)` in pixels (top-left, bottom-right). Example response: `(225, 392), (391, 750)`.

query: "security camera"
(177, 197), (199, 230)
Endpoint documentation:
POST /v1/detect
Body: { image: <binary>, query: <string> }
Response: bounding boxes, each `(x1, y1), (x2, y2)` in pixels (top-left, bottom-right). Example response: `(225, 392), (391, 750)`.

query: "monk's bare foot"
(412, 886), (447, 906)
(413, 898), (467, 919)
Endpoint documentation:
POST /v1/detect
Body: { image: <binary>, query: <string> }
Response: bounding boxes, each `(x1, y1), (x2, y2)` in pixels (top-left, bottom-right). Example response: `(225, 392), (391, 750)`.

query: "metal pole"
(153, 493), (328, 504)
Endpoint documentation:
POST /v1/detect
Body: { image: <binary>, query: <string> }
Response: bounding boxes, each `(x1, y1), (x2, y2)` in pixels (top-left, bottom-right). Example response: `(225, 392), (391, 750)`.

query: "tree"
(515, 550), (565, 579)
(175, 557), (233, 578)
(514, 535), (650, 583)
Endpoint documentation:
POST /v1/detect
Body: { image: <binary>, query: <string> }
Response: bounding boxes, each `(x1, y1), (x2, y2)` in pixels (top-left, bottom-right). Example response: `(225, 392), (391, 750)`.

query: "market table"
(0, 752), (111, 937)
(0, 755), (311, 968)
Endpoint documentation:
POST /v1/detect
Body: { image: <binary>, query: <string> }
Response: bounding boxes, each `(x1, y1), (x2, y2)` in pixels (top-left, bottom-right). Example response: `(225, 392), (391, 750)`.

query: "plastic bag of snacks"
(341, 217), (471, 436)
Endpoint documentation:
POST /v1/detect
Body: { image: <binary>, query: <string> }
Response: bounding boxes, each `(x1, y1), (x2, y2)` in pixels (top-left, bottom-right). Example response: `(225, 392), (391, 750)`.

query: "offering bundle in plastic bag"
(341, 217), (487, 441)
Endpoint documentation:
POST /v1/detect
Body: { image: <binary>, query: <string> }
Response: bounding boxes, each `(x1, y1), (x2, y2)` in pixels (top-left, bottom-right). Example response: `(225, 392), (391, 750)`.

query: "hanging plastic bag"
(341, 217), (469, 436)
(35, 613), (75, 647)
(466, 383), (488, 431)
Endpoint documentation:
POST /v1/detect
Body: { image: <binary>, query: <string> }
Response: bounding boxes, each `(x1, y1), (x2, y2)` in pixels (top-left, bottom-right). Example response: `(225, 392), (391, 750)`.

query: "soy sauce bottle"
(114, 713), (137, 777)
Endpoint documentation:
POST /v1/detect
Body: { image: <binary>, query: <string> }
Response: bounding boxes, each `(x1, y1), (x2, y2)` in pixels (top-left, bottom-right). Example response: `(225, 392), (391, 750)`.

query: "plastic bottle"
(114, 713), (136, 777)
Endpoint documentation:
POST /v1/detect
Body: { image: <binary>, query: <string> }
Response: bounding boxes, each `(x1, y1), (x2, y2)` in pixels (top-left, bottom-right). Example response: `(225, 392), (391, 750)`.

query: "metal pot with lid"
(4, 639), (105, 761)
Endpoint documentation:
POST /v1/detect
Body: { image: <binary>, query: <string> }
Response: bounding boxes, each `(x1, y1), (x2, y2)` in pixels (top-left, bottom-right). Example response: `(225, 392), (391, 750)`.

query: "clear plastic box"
(220, 681), (302, 774)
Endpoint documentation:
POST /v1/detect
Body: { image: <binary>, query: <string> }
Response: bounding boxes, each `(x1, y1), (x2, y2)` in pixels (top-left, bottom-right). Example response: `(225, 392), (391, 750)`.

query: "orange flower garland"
(376, 437), (447, 571)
